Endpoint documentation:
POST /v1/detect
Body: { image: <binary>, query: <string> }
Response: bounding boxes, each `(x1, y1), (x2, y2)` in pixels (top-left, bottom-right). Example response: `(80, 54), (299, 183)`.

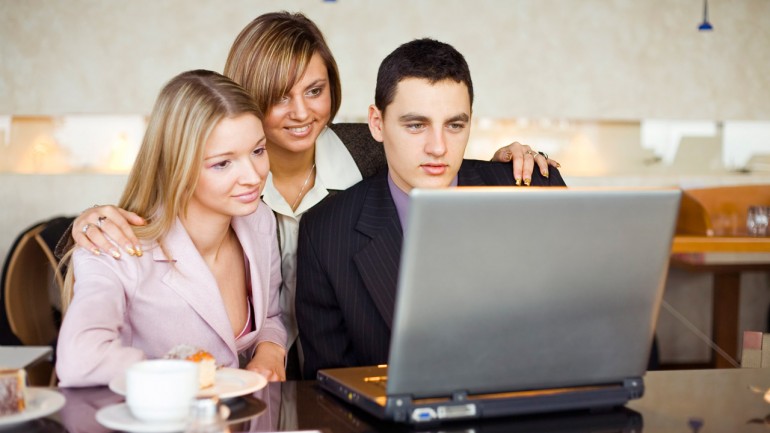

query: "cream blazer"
(56, 204), (286, 387)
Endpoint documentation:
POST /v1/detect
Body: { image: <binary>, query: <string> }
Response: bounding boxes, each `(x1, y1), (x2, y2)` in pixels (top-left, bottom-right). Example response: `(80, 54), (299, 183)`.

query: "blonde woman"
(67, 12), (557, 378)
(56, 70), (286, 387)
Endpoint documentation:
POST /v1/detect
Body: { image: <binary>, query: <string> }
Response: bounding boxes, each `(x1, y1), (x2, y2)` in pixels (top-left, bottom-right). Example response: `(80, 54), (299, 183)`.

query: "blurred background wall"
(2, 0), (769, 119)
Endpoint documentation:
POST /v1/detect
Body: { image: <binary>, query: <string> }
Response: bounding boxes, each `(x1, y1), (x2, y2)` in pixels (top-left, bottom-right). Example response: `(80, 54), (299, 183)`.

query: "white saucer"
(96, 403), (230, 433)
(0, 388), (66, 428)
(109, 367), (267, 400)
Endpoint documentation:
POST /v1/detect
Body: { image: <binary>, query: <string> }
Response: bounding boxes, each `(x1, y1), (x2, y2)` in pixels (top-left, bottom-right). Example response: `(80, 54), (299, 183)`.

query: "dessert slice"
(164, 345), (217, 389)
(0, 369), (27, 416)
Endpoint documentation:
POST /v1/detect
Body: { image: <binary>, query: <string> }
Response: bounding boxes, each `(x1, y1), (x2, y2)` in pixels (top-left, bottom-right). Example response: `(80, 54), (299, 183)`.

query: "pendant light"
(698, 0), (714, 31)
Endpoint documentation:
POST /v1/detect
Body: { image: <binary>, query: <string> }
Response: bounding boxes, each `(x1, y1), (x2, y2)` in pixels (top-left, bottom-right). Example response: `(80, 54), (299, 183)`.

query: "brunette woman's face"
(262, 52), (332, 154)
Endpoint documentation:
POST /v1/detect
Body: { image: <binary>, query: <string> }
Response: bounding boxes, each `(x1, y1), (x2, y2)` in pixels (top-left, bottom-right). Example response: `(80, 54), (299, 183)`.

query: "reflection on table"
(53, 383), (280, 433)
(16, 368), (770, 432)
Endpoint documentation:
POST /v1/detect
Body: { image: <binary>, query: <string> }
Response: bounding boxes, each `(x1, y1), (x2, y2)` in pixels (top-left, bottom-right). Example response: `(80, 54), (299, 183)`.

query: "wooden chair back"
(3, 222), (64, 385)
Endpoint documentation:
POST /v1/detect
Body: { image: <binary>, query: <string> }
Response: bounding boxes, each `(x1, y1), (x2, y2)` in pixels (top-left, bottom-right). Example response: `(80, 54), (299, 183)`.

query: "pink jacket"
(56, 204), (286, 387)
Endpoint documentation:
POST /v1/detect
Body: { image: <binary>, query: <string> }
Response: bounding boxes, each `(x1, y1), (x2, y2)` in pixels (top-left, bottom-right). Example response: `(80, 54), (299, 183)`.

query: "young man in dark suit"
(296, 38), (567, 379)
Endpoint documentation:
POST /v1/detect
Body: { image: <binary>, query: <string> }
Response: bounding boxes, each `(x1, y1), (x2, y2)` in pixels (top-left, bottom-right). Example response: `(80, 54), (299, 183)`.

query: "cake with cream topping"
(164, 345), (217, 389)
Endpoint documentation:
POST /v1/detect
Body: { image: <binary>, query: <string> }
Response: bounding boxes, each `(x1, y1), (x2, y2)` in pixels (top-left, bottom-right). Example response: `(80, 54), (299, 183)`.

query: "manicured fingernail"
(524, 178), (531, 186)
(515, 178), (522, 186)
(125, 245), (136, 256)
(556, 163), (561, 168)
(110, 249), (121, 259)
(91, 248), (101, 256)
(542, 170), (549, 178)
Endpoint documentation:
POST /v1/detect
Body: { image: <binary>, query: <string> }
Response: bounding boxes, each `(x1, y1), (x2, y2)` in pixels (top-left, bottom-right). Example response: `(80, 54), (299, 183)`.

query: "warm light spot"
(560, 131), (607, 176)
(105, 132), (138, 173)
(5, 115), (145, 174)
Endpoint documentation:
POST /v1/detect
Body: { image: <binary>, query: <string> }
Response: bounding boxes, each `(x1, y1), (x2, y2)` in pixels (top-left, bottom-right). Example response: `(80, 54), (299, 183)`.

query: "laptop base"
(319, 368), (644, 424)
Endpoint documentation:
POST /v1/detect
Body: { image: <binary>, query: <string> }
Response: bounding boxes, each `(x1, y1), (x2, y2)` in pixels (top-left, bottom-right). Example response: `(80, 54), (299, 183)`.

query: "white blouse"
(261, 127), (363, 350)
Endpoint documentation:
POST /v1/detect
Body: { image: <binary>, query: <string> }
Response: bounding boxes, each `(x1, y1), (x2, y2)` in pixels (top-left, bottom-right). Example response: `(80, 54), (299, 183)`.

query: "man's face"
(368, 78), (471, 193)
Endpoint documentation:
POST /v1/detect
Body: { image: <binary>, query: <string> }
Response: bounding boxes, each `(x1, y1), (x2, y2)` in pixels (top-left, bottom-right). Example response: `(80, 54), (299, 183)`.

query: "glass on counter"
(747, 205), (769, 237)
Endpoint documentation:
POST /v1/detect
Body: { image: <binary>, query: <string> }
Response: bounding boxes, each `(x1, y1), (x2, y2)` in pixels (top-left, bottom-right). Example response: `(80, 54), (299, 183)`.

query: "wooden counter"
(672, 235), (770, 254)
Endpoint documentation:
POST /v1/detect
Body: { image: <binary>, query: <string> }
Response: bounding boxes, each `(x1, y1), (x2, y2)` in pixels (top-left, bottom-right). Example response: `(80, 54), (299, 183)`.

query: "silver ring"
(97, 216), (107, 228)
(82, 223), (93, 234)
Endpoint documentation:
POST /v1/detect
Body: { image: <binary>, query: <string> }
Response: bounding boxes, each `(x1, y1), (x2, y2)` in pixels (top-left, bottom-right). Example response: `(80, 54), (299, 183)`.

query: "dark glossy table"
(13, 368), (770, 432)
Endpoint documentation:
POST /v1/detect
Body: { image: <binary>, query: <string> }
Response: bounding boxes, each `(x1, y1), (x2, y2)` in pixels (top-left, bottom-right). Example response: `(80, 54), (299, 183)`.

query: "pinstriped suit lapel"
(154, 219), (236, 355)
(353, 175), (402, 329)
(349, 164), (488, 330)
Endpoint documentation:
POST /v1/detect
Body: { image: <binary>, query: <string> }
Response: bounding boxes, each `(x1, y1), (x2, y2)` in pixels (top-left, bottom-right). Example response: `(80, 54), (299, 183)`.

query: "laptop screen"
(387, 187), (681, 398)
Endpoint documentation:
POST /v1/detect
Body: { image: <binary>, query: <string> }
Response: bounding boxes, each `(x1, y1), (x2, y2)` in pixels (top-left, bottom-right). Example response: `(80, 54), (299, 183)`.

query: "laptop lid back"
(387, 187), (680, 398)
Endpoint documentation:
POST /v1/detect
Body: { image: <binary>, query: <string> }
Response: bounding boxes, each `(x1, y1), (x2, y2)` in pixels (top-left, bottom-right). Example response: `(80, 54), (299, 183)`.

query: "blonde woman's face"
(262, 53), (332, 154)
(189, 114), (269, 220)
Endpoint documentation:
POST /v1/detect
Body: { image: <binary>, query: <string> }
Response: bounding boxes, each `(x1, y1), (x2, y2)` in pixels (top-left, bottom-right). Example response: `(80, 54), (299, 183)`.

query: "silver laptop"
(318, 187), (681, 424)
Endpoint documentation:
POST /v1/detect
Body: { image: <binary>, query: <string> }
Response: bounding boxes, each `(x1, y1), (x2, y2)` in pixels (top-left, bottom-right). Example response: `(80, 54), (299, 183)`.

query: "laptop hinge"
(384, 394), (414, 423)
(623, 377), (645, 399)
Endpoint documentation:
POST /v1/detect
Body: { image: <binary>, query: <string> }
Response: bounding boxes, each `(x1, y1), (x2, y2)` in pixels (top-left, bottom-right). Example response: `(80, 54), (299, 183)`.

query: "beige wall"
(1, 0), (769, 120)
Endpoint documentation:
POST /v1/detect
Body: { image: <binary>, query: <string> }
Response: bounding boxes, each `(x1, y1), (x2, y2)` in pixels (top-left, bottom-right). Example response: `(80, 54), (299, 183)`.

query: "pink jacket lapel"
(231, 213), (275, 335)
(152, 219), (237, 355)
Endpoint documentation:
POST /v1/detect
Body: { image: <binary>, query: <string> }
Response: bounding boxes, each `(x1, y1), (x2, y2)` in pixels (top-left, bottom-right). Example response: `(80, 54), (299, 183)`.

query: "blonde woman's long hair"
(61, 70), (262, 311)
(224, 11), (342, 122)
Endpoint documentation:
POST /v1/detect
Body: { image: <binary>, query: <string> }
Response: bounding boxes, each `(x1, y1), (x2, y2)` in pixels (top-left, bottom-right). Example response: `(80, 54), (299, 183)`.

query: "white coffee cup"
(125, 359), (199, 423)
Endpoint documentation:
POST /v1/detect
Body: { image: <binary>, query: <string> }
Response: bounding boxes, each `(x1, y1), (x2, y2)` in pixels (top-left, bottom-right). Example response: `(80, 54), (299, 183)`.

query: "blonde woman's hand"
(246, 341), (286, 382)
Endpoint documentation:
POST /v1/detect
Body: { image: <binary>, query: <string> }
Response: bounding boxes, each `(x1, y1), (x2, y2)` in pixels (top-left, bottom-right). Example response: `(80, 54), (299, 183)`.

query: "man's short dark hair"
(374, 38), (474, 113)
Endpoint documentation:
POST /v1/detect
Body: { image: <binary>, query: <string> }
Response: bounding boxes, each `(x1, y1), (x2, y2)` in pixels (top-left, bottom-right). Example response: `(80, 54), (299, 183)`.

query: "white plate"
(109, 367), (267, 399)
(0, 388), (66, 428)
(96, 403), (230, 433)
